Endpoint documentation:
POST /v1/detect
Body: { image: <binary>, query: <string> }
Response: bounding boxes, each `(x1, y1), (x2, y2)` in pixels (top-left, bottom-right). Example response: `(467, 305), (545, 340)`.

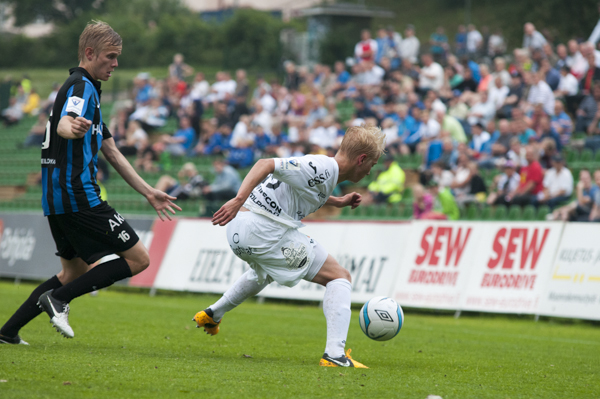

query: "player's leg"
(0, 257), (90, 344)
(194, 269), (270, 335)
(311, 255), (367, 368)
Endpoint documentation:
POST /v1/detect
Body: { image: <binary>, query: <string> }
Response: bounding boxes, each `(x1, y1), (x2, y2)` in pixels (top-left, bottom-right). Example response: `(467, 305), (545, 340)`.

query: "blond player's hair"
(78, 20), (122, 62)
(338, 125), (386, 161)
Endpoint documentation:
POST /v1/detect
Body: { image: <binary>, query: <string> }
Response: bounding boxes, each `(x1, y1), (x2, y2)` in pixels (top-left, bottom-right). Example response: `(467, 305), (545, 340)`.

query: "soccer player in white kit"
(193, 125), (386, 368)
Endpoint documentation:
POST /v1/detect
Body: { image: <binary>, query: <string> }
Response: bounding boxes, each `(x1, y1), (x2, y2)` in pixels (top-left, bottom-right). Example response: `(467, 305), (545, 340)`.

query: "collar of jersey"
(69, 67), (102, 93)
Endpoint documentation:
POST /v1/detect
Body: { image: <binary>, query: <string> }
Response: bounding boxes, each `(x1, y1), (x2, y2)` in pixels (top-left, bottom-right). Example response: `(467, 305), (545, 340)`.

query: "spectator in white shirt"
(527, 71), (555, 116)
(467, 91), (496, 126)
(418, 53), (444, 93)
(466, 24), (483, 58)
(230, 115), (254, 148)
(522, 23), (547, 52)
(492, 57), (512, 87)
(354, 29), (378, 63)
(190, 72), (210, 101)
(488, 76), (510, 111)
(555, 66), (579, 98)
(400, 25), (420, 64)
(538, 154), (573, 209)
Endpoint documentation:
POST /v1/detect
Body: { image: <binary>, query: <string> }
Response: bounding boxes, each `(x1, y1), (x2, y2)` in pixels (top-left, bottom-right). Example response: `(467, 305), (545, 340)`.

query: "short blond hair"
(338, 125), (386, 161)
(78, 20), (122, 62)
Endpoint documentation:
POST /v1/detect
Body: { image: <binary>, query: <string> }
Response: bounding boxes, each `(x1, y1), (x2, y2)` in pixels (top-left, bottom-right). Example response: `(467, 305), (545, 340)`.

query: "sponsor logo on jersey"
(41, 158), (56, 165)
(307, 169), (331, 187)
(281, 158), (301, 171)
(65, 96), (85, 116)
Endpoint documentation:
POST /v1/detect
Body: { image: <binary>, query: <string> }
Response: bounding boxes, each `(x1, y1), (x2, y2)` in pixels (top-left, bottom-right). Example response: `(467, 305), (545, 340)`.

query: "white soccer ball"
(359, 296), (404, 341)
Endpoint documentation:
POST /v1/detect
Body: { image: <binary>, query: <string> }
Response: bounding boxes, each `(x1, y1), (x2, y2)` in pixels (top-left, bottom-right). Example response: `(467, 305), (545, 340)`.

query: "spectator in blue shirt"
(161, 116), (196, 156)
(134, 72), (153, 107)
(455, 25), (467, 56)
(429, 26), (448, 63)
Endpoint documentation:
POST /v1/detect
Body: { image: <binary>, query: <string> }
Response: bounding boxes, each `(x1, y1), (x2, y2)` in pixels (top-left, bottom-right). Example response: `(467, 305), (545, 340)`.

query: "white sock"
(209, 269), (269, 322)
(323, 278), (352, 358)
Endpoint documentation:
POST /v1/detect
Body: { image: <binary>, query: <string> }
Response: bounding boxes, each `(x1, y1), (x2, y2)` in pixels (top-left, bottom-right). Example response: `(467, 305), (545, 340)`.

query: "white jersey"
(243, 155), (340, 228)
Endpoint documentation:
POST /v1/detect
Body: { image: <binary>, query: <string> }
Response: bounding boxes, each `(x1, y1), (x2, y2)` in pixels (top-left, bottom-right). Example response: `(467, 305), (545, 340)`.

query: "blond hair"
(338, 125), (386, 161)
(78, 20), (122, 62)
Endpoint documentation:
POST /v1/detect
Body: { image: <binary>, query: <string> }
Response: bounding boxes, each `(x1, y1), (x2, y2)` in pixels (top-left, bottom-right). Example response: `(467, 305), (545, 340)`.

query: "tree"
(6, 0), (99, 26)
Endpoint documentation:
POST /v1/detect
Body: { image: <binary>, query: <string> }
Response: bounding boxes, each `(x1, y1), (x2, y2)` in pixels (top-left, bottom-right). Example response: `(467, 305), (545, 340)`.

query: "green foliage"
(6, 0), (98, 26)
(1, 281), (599, 398)
(221, 9), (285, 69)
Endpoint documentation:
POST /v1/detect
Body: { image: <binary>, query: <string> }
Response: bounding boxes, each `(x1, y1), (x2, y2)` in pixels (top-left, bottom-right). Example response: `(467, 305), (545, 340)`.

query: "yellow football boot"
(192, 309), (221, 336)
(319, 349), (368, 368)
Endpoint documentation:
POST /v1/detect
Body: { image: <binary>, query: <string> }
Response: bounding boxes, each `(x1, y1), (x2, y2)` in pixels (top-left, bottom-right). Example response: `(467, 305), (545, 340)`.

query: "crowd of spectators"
(5, 20), (600, 221)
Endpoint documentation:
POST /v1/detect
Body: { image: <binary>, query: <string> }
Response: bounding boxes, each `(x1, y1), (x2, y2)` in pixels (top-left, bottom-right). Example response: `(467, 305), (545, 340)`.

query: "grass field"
(0, 281), (599, 399)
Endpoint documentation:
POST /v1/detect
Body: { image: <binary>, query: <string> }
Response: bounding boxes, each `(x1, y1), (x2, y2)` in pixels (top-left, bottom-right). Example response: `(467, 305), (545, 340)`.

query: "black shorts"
(47, 201), (139, 264)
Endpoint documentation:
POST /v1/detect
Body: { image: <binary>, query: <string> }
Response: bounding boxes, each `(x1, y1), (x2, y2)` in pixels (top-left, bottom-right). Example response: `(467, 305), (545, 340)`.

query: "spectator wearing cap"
(355, 29), (378, 63)
(400, 25), (420, 64)
(523, 23), (547, 52)
(508, 146), (544, 207)
(487, 161), (521, 206)
(538, 154), (573, 209)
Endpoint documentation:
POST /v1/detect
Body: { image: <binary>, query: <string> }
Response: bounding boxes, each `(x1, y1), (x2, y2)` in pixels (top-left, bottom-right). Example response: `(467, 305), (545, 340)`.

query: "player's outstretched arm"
(326, 192), (362, 209)
(212, 158), (275, 226)
(101, 138), (182, 221)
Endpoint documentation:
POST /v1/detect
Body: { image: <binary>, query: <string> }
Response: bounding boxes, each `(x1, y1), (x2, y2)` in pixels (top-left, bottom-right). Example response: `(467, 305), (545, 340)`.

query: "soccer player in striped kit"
(0, 21), (180, 344)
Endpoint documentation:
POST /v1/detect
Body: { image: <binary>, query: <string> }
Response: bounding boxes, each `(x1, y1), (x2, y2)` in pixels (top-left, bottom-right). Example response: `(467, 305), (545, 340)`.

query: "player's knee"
(128, 251), (150, 275)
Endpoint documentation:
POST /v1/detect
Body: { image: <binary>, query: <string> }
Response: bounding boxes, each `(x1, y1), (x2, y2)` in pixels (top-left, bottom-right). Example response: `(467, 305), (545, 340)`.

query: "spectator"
(429, 26), (448, 63)
(551, 100), (573, 147)
(537, 154), (573, 209)
(366, 155), (405, 205)
(424, 179), (460, 220)
(168, 53), (193, 80)
(160, 116), (196, 156)
(400, 25), (420, 64)
(554, 66), (579, 98)
(155, 162), (205, 201)
(509, 146), (544, 207)
(455, 24), (467, 56)
(191, 72), (210, 101)
(20, 112), (48, 148)
(487, 161), (521, 206)
(523, 23), (547, 52)
(133, 72), (153, 107)
(577, 83), (600, 133)
(1, 97), (24, 126)
(431, 161), (454, 188)
(547, 169), (596, 221)
(588, 170), (600, 221)
(488, 29), (506, 57)
(488, 76), (510, 111)
(454, 162), (487, 206)
(412, 183), (434, 219)
(527, 71), (555, 116)
(417, 53), (444, 94)
(466, 24), (483, 59)
(477, 64), (493, 92)
(355, 29), (378, 63)
(201, 159), (242, 202)
(492, 57), (512, 87)
(468, 122), (491, 158)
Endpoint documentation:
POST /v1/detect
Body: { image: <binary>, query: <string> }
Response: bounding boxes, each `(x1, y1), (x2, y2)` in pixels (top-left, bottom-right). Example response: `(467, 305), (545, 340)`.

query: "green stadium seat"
(507, 206), (522, 220)
(522, 205), (536, 220)
(466, 204), (480, 220)
(537, 205), (551, 220)
(480, 206), (492, 220)
(492, 205), (508, 220)
(580, 149), (593, 165)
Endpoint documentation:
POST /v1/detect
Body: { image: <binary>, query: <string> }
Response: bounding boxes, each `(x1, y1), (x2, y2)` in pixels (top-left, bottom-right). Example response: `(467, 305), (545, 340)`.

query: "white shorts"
(226, 211), (328, 287)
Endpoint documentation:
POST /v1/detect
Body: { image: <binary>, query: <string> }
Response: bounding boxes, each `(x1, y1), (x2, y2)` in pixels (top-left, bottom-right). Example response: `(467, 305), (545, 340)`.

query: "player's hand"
(71, 117), (92, 138)
(212, 198), (243, 226)
(146, 188), (181, 221)
(342, 192), (362, 209)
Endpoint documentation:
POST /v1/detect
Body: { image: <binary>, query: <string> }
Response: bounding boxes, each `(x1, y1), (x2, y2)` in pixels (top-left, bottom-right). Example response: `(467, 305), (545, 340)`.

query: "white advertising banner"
(392, 221), (481, 310)
(152, 219), (410, 303)
(461, 222), (563, 314)
(538, 223), (600, 320)
(261, 222), (411, 303)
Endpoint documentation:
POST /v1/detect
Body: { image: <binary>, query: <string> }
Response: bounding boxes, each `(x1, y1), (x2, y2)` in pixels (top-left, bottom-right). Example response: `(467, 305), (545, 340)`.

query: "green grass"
(0, 281), (599, 398)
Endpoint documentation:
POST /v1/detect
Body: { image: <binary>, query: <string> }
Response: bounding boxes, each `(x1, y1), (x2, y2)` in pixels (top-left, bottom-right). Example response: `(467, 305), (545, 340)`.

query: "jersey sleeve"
(272, 156), (335, 190)
(61, 79), (95, 119)
(102, 122), (112, 140)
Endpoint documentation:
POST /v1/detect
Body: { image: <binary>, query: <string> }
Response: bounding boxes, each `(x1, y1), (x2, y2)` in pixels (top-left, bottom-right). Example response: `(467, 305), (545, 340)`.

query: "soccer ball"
(359, 297), (404, 341)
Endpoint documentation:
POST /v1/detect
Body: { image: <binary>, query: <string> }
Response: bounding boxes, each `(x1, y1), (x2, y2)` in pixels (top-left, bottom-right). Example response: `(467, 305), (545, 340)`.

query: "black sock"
(52, 258), (132, 303)
(1, 275), (62, 337)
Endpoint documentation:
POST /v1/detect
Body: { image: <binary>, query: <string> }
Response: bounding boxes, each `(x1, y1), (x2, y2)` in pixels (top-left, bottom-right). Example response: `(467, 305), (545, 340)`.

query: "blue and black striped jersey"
(41, 67), (112, 215)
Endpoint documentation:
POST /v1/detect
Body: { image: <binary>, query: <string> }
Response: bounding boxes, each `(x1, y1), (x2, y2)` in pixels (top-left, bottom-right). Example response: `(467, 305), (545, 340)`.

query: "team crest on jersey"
(280, 158), (301, 171)
(281, 243), (308, 270)
(65, 96), (85, 116)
